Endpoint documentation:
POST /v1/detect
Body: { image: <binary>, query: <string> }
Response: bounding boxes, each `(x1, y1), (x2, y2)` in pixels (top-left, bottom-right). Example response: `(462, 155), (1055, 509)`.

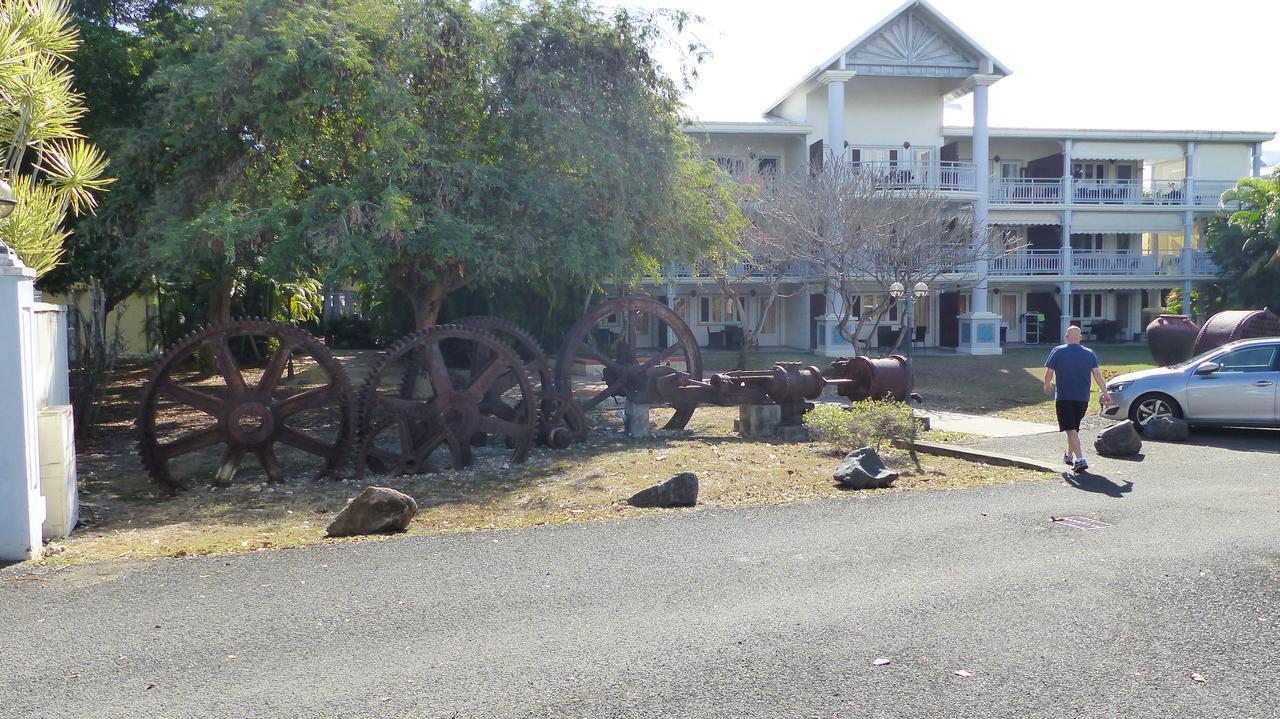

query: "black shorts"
(1055, 400), (1089, 432)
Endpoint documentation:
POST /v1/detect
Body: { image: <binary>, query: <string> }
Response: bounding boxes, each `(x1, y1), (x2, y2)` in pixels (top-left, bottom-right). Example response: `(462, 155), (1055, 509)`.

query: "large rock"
(1140, 416), (1190, 442)
(628, 472), (699, 508)
(325, 487), (419, 537)
(833, 446), (899, 489)
(1094, 420), (1143, 457)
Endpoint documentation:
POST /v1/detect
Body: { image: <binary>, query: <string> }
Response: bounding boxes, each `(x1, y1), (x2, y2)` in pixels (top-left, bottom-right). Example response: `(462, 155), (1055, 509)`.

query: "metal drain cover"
(1051, 515), (1110, 529)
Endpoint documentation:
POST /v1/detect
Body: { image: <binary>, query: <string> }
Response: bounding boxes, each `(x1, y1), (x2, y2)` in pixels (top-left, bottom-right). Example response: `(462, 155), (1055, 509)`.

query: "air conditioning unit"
(38, 404), (78, 539)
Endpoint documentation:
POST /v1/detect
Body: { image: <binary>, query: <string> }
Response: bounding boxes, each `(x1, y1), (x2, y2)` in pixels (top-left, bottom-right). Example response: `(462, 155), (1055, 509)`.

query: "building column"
(1060, 280), (1072, 341)
(958, 70), (1002, 355)
(1184, 141), (1196, 207)
(1182, 209), (1195, 286)
(819, 69), (855, 165)
(0, 247), (44, 561)
(1062, 139), (1074, 203)
(1253, 142), (1263, 178)
(1183, 280), (1194, 319)
(1062, 208), (1073, 278)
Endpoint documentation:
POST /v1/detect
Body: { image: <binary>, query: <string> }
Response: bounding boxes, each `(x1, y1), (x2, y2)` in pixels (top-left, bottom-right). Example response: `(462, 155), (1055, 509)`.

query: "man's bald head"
(1065, 326), (1083, 344)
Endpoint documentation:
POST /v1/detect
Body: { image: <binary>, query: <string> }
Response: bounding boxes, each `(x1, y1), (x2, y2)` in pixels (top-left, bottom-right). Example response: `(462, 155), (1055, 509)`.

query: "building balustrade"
(991, 177), (1240, 207)
(988, 249), (1218, 277)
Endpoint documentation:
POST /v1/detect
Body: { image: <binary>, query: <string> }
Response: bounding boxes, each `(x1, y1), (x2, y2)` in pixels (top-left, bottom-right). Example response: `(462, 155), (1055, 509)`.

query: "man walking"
(1043, 325), (1110, 472)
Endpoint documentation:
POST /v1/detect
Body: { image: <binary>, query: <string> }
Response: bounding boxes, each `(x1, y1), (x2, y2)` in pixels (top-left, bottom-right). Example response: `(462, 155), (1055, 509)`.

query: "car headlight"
(1107, 382), (1127, 393)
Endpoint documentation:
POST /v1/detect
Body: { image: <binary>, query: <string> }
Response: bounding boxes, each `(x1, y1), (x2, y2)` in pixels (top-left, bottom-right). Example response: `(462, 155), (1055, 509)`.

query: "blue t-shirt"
(1044, 343), (1099, 402)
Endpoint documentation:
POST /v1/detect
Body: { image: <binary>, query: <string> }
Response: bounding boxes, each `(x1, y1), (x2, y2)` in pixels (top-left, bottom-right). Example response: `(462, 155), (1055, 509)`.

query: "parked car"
(1103, 338), (1280, 427)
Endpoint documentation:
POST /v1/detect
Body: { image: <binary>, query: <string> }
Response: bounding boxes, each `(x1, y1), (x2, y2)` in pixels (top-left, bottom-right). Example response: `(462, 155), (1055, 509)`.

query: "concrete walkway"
(918, 409), (1056, 437)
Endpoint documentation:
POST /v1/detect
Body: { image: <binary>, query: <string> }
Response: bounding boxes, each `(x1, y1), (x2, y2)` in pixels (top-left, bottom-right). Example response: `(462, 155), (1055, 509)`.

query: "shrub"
(805, 400), (915, 454)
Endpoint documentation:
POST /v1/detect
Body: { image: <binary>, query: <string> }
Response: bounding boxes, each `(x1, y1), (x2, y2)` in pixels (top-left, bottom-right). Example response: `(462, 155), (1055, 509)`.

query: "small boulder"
(1140, 416), (1190, 442)
(325, 486), (419, 537)
(628, 472), (699, 508)
(834, 446), (899, 489)
(1094, 420), (1143, 457)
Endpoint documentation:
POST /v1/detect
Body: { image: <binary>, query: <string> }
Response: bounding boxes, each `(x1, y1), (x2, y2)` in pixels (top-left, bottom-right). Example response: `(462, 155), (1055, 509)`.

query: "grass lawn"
(912, 345), (1155, 424)
(47, 361), (1052, 566)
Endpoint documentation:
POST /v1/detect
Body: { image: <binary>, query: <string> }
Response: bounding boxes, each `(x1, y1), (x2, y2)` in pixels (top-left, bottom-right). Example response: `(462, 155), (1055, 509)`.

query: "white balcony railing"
(847, 160), (978, 193)
(989, 249), (1063, 275)
(989, 250), (1219, 277)
(990, 177), (1243, 207)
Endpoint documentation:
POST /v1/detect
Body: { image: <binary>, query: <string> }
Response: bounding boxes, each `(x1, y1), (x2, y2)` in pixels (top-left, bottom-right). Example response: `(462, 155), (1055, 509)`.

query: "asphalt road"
(2, 427), (1278, 718)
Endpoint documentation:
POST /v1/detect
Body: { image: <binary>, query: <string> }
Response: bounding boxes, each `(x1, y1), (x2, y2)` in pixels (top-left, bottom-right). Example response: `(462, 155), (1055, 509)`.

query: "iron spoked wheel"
(136, 320), (354, 490)
(1129, 393), (1182, 426)
(357, 325), (537, 477)
(554, 296), (702, 430)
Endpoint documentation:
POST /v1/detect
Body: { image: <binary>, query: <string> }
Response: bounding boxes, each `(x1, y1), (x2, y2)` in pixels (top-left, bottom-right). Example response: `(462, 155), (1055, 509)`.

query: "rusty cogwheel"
(136, 319), (355, 490)
(357, 324), (538, 477)
(452, 315), (586, 449)
(554, 295), (703, 430)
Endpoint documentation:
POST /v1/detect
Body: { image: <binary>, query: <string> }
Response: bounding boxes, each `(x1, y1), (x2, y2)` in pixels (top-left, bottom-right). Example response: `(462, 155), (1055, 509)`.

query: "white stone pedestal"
(624, 400), (650, 439)
(957, 312), (1003, 356)
(738, 404), (782, 438)
(0, 251), (45, 562)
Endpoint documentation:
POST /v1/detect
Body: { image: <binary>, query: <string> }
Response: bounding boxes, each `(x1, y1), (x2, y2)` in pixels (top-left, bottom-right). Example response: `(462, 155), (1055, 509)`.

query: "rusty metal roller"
(1192, 308), (1280, 355)
(827, 355), (912, 402)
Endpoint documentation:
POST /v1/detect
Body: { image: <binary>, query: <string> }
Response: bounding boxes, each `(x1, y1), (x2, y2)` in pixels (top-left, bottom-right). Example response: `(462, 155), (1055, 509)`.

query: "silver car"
(1104, 337), (1280, 427)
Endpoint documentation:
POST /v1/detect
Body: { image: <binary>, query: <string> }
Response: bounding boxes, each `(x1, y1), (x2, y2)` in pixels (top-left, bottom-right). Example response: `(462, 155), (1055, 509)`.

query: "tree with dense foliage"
(0, 0), (112, 276)
(1204, 175), (1280, 312)
(36, 0), (192, 310)
(116, 0), (740, 329)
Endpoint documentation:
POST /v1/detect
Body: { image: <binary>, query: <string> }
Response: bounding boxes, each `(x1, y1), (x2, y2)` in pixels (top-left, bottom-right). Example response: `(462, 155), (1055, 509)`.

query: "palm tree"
(0, 0), (111, 276)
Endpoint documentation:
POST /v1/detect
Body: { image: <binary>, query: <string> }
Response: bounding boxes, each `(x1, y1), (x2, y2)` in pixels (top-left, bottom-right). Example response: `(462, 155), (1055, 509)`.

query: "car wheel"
(1129, 393), (1182, 426)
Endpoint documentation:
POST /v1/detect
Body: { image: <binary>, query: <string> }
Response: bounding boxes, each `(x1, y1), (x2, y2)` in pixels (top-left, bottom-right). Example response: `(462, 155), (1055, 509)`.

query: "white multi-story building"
(632, 0), (1272, 357)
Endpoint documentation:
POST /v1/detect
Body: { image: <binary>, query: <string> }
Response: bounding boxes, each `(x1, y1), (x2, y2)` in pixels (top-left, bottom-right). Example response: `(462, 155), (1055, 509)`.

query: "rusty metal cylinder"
(1192, 309), (1280, 356)
(828, 355), (912, 402)
(765, 362), (826, 404)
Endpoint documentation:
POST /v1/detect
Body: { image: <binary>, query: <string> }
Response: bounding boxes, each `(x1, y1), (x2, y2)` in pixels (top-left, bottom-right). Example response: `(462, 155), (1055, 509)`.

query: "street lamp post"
(0, 179), (17, 259)
(889, 280), (930, 359)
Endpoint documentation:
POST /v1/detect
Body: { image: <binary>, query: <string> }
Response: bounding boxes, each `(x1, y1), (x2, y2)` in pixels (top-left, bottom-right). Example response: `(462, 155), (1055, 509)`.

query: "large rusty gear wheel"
(357, 324), (537, 477)
(554, 295), (703, 430)
(137, 319), (354, 490)
(453, 316), (587, 448)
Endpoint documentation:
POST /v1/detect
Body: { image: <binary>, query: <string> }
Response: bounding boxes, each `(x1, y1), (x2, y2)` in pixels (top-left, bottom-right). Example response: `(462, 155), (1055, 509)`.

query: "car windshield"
(1168, 346), (1226, 370)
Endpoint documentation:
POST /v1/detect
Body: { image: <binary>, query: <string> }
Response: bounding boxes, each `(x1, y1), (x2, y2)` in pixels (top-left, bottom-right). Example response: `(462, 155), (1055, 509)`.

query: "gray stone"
(739, 404), (782, 437)
(833, 446), (899, 489)
(779, 424), (810, 443)
(628, 472), (699, 508)
(325, 487), (419, 537)
(1094, 420), (1143, 457)
(1140, 416), (1190, 442)
(624, 400), (650, 438)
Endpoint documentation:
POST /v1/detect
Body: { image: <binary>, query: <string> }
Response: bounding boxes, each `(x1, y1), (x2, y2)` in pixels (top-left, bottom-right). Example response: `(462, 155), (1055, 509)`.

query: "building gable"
(845, 7), (978, 78)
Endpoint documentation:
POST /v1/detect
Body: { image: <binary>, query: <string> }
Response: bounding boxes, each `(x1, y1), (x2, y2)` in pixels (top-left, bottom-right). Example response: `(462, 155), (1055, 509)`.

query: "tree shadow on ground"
(1062, 470), (1132, 498)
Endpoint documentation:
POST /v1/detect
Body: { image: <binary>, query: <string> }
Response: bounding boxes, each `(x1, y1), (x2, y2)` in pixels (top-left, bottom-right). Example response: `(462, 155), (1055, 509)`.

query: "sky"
(609, 0), (1280, 155)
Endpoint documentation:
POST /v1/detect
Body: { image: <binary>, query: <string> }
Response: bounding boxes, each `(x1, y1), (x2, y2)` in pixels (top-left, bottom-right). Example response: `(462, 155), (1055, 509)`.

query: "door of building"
(1026, 292), (1062, 344)
(1115, 292), (1131, 340)
(939, 292), (960, 348)
(809, 293), (825, 349)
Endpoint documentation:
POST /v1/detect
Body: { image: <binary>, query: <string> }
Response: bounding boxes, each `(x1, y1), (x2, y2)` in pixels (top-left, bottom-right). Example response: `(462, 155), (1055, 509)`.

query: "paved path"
(2, 427), (1277, 718)
(919, 408), (1057, 437)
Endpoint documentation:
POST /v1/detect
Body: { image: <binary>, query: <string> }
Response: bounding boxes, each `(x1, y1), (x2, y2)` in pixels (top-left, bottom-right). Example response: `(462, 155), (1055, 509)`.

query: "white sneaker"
(1063, 452), (1074, 466)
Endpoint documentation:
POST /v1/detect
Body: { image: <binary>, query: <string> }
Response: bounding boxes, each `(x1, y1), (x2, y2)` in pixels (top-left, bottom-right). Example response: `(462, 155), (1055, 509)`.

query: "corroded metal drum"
(828, 355), (911, 402)
(1192, 309), (1280, 355)
(1145, 314), (1199, 366)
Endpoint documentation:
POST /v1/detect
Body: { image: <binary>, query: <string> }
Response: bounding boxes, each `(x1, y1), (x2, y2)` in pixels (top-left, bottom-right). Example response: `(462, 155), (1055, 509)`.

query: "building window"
(1071, 293), (1105, 320)
(755, 157), (779, 175)
(699, 296), (741, 324)
(1070, 233), (1103, 251)
(711, 156), (747, 176)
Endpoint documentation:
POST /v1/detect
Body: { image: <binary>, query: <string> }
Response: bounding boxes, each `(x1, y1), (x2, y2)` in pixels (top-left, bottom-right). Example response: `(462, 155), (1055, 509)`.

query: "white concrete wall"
(952, 138), (1062, 166)
(0, 260), (46, 562)
(1193, 143), (1252, 181)
(783, 291), (809, 349)
(775, 92), (808, 124)
(844, 77), (944, 148)
(695, 135), (796, 174)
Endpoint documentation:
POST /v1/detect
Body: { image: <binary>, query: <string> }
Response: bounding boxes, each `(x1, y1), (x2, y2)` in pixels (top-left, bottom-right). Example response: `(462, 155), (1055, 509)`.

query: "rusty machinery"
(138, 300), (915, 488)
(136, 319), (355, 490)
(636, 356), (915, 427)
